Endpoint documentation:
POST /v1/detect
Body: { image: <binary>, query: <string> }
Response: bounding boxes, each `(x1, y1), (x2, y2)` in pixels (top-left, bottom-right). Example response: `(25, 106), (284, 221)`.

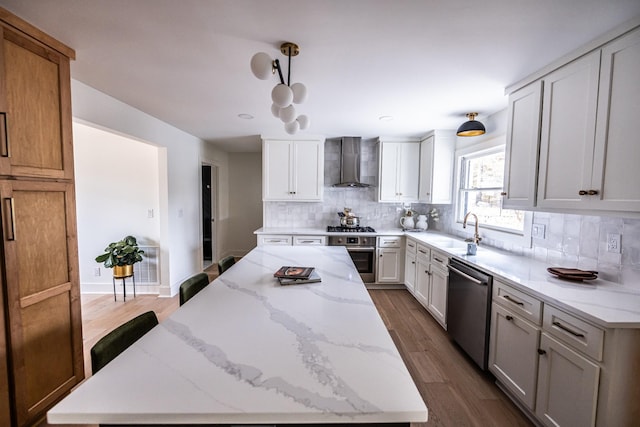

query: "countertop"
(48, 246), (427, 425)
(255, 227), (640, 328)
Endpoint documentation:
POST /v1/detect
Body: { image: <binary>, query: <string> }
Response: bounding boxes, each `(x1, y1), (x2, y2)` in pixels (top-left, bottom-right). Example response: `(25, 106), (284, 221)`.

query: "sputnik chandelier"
(251, 42), (310, 134)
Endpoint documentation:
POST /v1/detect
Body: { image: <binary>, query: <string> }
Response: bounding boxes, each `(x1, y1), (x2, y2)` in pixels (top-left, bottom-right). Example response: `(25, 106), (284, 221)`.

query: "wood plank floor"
(40, 284), (533, 427)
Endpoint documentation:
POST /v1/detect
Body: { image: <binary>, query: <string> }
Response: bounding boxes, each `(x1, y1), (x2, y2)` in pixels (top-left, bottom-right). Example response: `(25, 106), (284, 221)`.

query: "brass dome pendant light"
(456, 112), (486, 137)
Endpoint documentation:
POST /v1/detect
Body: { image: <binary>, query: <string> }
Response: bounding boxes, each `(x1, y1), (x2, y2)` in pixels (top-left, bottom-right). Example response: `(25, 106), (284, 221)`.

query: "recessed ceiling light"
(379, 115), (393, 122)
(238, 113), (254, 120)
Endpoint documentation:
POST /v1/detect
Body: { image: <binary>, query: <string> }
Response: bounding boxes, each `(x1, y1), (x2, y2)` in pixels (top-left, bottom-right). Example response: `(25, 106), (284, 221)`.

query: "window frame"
(452, 136), (532, 247)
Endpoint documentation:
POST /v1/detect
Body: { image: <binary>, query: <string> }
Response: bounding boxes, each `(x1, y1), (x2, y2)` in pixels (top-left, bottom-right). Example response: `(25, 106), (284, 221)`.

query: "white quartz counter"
(255, 227), (404, 237)
(48, 246), (427, 425)
(404, 232), (640, 329)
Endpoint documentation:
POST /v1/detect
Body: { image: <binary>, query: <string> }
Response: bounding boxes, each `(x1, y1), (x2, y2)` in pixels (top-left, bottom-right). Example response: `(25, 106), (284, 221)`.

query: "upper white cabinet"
(418, 130), (455, 204)
(536, 51), (601, 209)
(503, 80), (543, 209)
(378, 139), (420, 202)
(504, 25), (640, 214)
(262, 138), (324, 201)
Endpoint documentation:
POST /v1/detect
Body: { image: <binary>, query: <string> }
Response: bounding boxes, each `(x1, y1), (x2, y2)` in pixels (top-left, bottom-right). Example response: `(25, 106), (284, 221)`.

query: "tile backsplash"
(264, 139), (640, 289)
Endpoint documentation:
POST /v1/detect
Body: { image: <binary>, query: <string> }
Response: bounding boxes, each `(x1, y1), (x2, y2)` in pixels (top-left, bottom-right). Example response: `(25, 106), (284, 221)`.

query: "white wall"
(71, 80), (205, 296)
(73, 122), (161, 293)
(228, 153), (262, 256)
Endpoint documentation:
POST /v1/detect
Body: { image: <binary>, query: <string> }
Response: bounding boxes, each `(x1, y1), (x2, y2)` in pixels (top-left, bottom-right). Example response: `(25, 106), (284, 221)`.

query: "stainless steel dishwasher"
(447, 258), (493, 370)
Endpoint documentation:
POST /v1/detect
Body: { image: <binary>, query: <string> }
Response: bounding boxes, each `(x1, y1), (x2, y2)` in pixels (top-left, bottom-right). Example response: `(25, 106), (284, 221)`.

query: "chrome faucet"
(463, 212), (482, 244)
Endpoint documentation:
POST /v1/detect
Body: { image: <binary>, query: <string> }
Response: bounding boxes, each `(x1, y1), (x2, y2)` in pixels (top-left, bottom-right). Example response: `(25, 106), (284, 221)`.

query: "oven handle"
(345, 247), (376, 252)
(448, 265), (485, 286)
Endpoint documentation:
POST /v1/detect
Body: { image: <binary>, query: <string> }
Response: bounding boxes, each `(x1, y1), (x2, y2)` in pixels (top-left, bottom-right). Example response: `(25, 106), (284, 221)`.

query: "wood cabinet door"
(591, 27), (640, 212)
(1, 180), (83, 426)
(0, 26), (73, 180)
(489, 303), (540, 410)
(0, 272), (12, 426)
(535, 333), (599, 427)
(503, 80), (543, 209)
(536, 51), (600, 209)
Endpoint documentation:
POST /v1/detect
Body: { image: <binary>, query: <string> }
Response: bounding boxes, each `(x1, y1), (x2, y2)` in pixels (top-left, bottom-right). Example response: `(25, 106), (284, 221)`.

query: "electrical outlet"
(147, 209), (154, 218)
(94, 267), (101, 277)
(607, 233), (621, 253)
(532, 223), (546, 239)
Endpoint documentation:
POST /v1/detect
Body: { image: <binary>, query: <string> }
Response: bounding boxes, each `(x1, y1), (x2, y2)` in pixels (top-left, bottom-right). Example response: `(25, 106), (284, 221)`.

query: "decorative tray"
(547, 267), (598, 281)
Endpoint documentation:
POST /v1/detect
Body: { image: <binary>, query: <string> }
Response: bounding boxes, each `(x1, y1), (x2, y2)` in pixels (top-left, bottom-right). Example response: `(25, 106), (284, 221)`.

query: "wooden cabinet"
(0, 10), (82, 426)
(378, 140), (420, 202)
(418, 130), (455, 204)
(376, 236), (403, 283)
(262, 138), (324, 201)
(0, 24), (74, 180)
(535, 333), (599, 427)
(502, 81), (542, 209)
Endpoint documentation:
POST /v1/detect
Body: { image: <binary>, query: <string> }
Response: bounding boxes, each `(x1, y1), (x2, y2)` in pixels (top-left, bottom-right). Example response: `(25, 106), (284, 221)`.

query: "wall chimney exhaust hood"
(333, 137), (369, 188)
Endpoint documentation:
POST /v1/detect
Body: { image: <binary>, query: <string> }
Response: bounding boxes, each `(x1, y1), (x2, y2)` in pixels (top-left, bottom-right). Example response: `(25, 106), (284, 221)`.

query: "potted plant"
(95, 235), (145, 278)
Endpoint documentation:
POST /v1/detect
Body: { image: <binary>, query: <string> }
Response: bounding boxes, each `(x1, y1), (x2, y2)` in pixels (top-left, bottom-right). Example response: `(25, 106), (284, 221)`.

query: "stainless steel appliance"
(447, 258), (493, 370)
(327, 227), (376, 283)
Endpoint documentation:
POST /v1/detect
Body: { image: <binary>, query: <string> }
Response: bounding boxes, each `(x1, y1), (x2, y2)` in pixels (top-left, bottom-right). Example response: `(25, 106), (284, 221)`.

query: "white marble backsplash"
(263, 139), (640, 289)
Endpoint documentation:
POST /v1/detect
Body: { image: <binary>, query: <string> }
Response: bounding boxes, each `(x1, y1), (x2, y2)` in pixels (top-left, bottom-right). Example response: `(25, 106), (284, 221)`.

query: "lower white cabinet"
(257, 234), (326, 246)
(426, 250), (448, 328)
(490, 302), (540, 410)
(404, 240), (417, 294)
(535, 333), (599, 427)
(376, 236), (404, 284)
(293, 236), (326, 246)
(414, 257), (430, 307)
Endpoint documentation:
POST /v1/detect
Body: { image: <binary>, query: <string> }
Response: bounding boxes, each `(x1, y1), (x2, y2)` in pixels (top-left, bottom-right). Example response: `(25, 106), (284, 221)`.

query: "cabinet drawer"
(493, 280), (542, 325)
(405, 239), (417, 255)
(416, 244), (430, 263)
(543, 305), (604, 361)
(258, 235), (292, 246)
(378, 236), (402, 248)
(430, 250), (448, 271)
(293, 235), (326, 246)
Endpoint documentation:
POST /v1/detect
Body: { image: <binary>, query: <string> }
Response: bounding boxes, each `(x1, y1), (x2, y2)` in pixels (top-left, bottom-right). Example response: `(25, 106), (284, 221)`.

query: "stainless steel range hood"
(333, 137), (370, 187)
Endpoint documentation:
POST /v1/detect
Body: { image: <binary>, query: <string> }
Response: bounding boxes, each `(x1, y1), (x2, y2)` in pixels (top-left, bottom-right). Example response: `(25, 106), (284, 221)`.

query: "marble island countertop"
(255, 227), (640, 328)
(48, 246), (427, 425)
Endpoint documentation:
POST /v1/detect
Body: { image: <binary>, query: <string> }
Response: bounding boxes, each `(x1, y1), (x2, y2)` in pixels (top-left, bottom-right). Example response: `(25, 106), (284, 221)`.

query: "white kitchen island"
(47, 246), (427, 425)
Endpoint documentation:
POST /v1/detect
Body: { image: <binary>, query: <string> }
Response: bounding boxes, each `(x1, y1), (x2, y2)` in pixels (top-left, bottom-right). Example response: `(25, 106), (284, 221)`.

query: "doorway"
(201, 163), (217, 266)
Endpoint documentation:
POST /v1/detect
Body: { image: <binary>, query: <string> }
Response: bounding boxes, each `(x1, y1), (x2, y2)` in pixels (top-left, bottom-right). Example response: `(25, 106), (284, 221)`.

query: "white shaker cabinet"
(376, 236), (403, 284)
(262, 138), (324, 201)
(536, 51), (601, 209)
(418, 130), (455, 204)
(426, 250), (448, 329)
(502, 80), (543, 209)
(590, 27), (640, 212)
(404, 239), (417, 294)
(378, 140), (420, 202)
(414, 246), (430, 308)
(535, 333), (599, 427)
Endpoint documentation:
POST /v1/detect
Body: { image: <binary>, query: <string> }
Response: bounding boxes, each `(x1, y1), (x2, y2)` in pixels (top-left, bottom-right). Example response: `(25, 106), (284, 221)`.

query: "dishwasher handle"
(448, 265), (486, 286)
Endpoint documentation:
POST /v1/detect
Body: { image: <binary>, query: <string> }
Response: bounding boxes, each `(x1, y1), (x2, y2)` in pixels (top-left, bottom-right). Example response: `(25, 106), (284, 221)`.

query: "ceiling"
(1, 0), (639, 152)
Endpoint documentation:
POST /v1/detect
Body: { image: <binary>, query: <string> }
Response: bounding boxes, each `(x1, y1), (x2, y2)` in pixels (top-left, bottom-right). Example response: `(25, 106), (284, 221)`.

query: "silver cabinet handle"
(4, 198), (16, 241)
(0, 112), (9, 157)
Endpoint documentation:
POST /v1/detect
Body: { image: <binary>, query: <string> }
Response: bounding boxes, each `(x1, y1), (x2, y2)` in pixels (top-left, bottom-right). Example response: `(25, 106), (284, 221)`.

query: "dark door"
(202, 165), (212, 261)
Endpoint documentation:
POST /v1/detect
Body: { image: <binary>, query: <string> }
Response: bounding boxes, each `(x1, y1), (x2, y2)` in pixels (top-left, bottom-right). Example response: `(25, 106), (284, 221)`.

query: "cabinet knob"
(500, 192), (507, 196)
(578, 190), (587, 195)
(537, 349), (547, 356)
(411, 261), (415, 264)
(505, 315), (513, 321)
(380, 254), (383, 257)
(587, 189), (599, 196)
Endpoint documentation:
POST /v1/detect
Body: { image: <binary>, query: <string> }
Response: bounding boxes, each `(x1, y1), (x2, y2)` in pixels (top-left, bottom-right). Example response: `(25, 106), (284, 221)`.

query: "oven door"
(346, 247), (376, 283)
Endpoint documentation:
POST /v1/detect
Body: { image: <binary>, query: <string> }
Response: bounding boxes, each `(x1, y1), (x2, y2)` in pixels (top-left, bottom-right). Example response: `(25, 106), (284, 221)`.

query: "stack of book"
(274, 266), (321, 285)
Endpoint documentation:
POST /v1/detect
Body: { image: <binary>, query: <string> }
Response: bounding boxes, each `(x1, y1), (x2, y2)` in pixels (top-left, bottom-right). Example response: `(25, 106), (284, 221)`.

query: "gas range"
(326, 225), (376, 233)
